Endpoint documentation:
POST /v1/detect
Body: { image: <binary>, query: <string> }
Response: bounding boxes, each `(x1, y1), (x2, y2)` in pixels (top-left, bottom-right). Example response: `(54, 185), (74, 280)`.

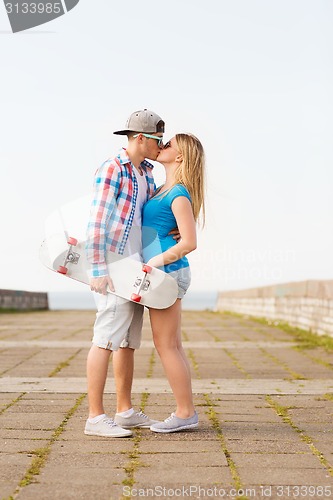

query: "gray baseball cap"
(113, 109), (165, 135)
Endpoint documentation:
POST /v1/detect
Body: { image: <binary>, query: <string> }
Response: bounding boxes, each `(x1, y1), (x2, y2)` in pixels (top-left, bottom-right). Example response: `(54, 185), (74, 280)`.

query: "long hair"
(174, 133), (206, 226)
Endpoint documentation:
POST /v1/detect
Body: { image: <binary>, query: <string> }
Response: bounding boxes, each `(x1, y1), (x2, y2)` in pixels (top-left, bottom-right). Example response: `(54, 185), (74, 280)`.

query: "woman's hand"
(146, 256), (163, 269)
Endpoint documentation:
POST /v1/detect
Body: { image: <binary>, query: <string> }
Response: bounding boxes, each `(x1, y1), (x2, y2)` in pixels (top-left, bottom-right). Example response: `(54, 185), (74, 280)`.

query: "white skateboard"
(40, 234), (178, 309)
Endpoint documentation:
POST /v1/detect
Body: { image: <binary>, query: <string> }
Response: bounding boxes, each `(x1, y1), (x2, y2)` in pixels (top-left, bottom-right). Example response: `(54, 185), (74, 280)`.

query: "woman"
(142, 133), (205, 433)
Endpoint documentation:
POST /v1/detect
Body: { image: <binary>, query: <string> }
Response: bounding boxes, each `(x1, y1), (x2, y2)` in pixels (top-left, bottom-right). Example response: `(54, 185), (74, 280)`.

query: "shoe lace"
(102, 417), (117, 428)
(135, 410), (149, 420)
(164, 413), (176, 423)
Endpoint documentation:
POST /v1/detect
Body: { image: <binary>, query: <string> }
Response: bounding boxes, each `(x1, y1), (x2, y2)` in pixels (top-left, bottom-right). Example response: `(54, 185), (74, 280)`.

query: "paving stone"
(0, 392), (22, 401)
(220, 412), (282, 423)
(0, 454), (32, 497)
(2, 438), (49, 453)
(135, 462), (233, 485)
(288, 408), (333, 424)
(237, 466), (333, 485)
(220, 421), (298, 434)
(52, 439), (135, 453)
(232, 452), (323, 469)
(0, 428), (54, 440)
(17, 464), (127, 486)
(139, 440), (222, 453)
(40, 451), (129, 468)
(16, 483), (124, 500)
(23, 393), (80, 401)
(225, 438), (310, 454)
(0, 412), (68, 430)
(141, 451), (227, 468)
(294, 424), (333, 436)
(7, 404), (76, 414)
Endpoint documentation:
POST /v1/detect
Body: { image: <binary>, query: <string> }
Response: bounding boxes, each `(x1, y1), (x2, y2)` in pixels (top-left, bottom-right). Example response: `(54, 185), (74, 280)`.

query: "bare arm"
(146, 196), (197, 268)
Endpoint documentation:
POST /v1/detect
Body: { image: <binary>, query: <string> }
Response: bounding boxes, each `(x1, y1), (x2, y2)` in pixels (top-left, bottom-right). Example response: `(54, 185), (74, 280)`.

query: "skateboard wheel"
(67, 237), (78, 246)
(131, 293), (142, 303)
(142, 264), (152, 274)
(57, 266), (68, 275)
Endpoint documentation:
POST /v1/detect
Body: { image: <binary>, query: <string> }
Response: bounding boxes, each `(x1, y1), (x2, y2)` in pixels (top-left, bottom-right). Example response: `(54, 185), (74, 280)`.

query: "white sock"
(88, 413), (106, 424)
(116, 408), (135, 418)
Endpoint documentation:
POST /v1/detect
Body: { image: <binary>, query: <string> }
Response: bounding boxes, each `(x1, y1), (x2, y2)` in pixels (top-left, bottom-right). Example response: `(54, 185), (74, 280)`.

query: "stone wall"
(217, 280), (333, 336)
(0, 289), (49, 310)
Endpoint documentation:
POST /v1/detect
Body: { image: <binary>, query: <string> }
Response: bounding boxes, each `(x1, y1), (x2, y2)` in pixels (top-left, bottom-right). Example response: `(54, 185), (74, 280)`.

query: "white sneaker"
(150, 412), (199, 433)
(84, 416), (132, 437)
(114, 410), (159, 429)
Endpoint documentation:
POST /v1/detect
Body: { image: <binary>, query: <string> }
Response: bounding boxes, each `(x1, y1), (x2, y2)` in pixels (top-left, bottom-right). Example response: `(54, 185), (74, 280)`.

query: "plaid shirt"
(86, 148), (155, 277)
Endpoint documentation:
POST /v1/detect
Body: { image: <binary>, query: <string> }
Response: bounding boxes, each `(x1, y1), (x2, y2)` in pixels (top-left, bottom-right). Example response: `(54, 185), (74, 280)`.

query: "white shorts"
(92, 293), (144, 351)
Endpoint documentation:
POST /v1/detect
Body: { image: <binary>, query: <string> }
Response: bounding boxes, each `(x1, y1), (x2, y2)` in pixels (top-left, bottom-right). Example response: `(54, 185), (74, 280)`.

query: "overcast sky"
(0, 0), (332, 294)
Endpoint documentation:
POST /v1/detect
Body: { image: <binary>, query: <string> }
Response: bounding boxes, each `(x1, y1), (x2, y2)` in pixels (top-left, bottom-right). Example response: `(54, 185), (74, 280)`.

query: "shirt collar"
(117, 148), (154, 171)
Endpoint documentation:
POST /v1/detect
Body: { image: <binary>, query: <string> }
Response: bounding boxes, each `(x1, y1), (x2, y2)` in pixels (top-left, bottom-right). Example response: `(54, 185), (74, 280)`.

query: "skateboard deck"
(40, 233), (178, 309)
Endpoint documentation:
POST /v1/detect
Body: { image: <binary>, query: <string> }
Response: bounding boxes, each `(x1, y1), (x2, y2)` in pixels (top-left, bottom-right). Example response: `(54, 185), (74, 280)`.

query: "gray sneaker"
(150, 412), (199, 433)
(114, 410), (158, 429)
(84, 416), (132, 437)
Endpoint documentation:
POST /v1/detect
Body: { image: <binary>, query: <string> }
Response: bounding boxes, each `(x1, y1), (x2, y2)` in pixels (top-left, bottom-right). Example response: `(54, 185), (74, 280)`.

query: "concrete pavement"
(0, 309), (333, 499)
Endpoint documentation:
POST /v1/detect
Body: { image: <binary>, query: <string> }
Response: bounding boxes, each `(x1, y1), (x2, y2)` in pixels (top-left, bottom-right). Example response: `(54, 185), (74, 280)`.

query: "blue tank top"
(142, 184), (191, 273)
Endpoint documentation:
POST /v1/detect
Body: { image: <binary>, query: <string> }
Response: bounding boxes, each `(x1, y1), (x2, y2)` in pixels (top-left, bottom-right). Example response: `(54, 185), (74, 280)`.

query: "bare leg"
(176, 323), (193, 381)
(113, 347), (135, 413)
(149, 299), (195, 419)
(87, 345), (112, 418)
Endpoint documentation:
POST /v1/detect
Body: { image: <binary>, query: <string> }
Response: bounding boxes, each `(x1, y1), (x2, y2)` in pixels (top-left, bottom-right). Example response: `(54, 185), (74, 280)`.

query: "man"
(84, 109), (165, 437)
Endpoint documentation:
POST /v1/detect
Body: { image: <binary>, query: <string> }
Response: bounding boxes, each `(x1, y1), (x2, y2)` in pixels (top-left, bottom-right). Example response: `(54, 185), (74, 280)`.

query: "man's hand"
(90, 276), (114, 295)
(169, 227), (181, 242)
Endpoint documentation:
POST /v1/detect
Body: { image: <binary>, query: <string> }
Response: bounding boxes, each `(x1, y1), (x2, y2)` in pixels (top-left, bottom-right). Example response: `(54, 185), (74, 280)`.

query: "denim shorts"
(169, 266), (191, 299)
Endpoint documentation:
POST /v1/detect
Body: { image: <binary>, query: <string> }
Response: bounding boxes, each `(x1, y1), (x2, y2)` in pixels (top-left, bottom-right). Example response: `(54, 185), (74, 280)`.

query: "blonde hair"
(174, 133), (206, 225)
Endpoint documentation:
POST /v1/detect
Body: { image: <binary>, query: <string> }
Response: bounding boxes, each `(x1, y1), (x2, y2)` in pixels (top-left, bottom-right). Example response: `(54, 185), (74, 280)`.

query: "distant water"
(48, 290), (218, 311)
